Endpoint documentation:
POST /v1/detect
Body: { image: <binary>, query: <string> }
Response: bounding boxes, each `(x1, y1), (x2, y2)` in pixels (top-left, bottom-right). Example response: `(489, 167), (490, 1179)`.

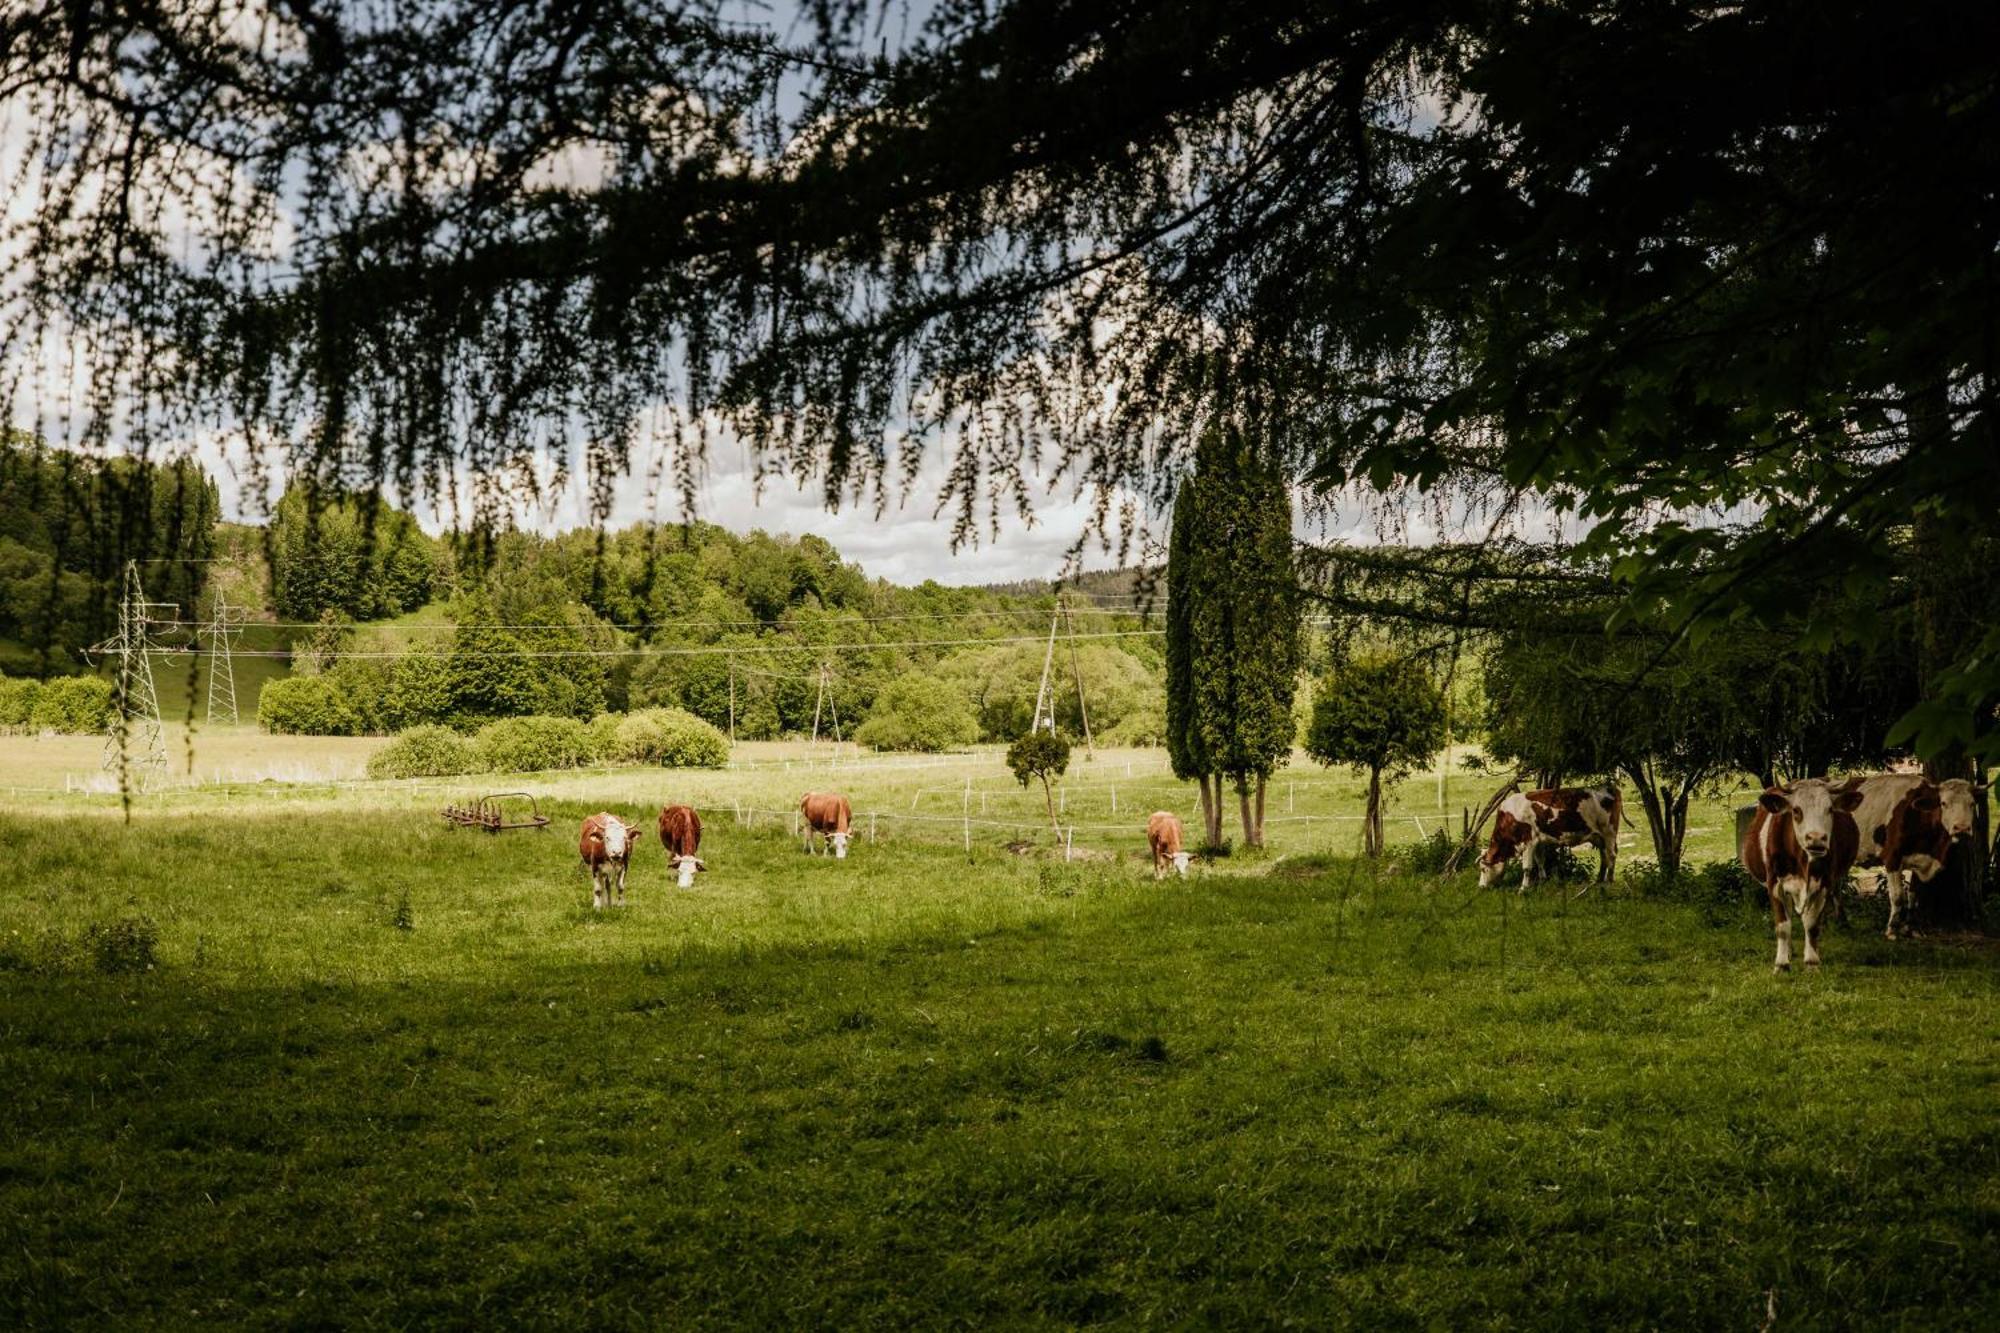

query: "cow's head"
(600, 818), (631, 859)
(674, 854), (707, 888)
(1937, 779), (1985, 840)
(1759, 779), (1862, 862)
(830, 831), (850, 859)
(1171, 850), (1192, 876)
(1477, 813), (1522, 888)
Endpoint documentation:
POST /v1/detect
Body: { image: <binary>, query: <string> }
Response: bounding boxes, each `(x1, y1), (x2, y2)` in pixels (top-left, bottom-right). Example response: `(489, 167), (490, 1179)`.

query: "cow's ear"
(1757, 791), (1789, 814)
(1835, 788), (1865, 812)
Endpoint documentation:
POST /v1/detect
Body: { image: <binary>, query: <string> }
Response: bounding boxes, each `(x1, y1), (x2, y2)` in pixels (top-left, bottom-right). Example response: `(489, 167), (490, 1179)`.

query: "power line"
(151, 605), (1163, 632)
(141, 629), (1167, 659)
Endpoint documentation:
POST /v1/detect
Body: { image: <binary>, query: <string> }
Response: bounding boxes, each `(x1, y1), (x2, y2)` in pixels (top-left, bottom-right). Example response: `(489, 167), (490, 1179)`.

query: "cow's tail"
(1613, 786), (1633, 829)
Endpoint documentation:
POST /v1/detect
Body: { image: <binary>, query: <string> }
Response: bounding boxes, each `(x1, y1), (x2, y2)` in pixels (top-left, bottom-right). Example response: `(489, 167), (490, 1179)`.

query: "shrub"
(257, 674), (363, 735)
(383, 649), (453, 730)
(0, 673), (41, 729)
(28, 674), (114, 733)
(1389, 828), (1458, 876)
(854, 676), (978, 753)
(367, 725), (481, 779)
(473, 715), (599, 772)
(585, 711), (623, 759)
(608, 707), (731, 768)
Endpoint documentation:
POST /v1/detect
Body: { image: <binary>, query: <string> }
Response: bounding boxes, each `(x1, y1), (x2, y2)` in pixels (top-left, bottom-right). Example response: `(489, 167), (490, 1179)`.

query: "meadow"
(2, 738), (1996, 1328)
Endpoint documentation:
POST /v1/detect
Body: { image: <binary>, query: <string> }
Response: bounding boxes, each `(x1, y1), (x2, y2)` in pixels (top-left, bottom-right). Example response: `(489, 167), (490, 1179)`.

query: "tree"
(13, 0), (2000, 769)
(1305, 657), (1445, 859)
(1483, 633), (1768, 879)
(854, 676), (979, 753)
(1165, 429), (1301, 849)
(1006, 731), (1072, 837)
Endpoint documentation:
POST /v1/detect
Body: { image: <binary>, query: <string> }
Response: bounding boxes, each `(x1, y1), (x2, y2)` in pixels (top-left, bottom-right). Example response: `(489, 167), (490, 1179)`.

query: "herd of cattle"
(1475, 773), (1987, 970)
(571, 773), (1986, 971)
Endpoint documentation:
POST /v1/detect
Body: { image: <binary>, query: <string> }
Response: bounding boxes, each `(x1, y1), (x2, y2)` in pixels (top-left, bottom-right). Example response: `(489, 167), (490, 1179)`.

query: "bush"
(1389, 828), (1458, 875)
(585, 711), (623, 760)
(257, 674), (363, 735)
(0, 673), (41, 729)
(1624, 856), (1766, 918)
(473, 715), (599, 772)
(608, 707), (730, 768)
(367, 725), (482, 779)
(28, 674), (114, 733)
(854, 676), (978, 753)
(82, 916), (159, 975)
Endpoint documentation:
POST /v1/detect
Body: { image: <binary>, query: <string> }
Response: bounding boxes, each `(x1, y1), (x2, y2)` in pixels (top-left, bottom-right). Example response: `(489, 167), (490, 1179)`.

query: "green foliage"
(854, 675), (979, 753)
(269, 489), (437, 622)
(80, 916), (159, 974)
(1006, 730), (1072, 789)
(1165, 432), (1301, 785)
(366, 725), (481, 780)
(256, 675), (363, 737)
(28, 674), (114, 734)
(381, 649), (453, 730)
(472, 715), (599, 773)
(608, 708), (731, 768)
(1389, 829), (1457, 876)
(0, 673), (38, 729)
(1306, 658), (1446, 781)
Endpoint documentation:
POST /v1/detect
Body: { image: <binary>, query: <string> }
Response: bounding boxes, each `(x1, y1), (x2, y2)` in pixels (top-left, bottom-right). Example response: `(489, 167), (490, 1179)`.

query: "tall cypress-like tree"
(1165, 429), (1301, 849)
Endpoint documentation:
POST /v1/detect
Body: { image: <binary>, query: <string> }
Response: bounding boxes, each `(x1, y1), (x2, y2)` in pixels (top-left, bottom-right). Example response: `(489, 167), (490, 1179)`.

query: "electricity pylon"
(204, 589), (246, 725)
(91, 562), (176, 788)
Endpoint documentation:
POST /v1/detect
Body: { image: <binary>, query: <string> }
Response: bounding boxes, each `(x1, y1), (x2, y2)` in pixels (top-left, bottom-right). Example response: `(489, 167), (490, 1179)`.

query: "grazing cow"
(1147, 811), (1190, 879)
(1478, 786), (1623, 891)
(800, 791), (853, 858)
(1740, 779), (1863, 971)
(579, 813), (644, 910)
(657, 804), (706, 888)
(1877, 778), (1986, 937)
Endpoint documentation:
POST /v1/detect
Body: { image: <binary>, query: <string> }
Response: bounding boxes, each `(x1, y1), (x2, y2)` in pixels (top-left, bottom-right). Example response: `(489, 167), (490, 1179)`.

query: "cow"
(1876, 778), (1986, 938)
(1147, 811), (1190, 879)
(1477, 786), (1623, 891)
(579, 813), (644, 910)
(800, 791), (853, 858)
(657, 804), (706, 888)
(1740, 778), (1863, 971)
(1837, 773), (1987, 937)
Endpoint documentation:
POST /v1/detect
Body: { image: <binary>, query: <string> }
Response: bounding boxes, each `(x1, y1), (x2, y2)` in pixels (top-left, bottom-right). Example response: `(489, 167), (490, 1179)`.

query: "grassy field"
(2, 743), (1997, 1327)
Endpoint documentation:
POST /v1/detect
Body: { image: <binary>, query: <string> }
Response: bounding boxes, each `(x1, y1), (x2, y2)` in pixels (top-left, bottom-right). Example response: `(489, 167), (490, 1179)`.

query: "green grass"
(2, 769), (1996, 1327)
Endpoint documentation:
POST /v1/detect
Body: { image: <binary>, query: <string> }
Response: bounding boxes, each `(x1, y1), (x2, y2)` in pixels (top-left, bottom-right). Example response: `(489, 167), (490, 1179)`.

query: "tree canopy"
(5, 1), (1998, 756)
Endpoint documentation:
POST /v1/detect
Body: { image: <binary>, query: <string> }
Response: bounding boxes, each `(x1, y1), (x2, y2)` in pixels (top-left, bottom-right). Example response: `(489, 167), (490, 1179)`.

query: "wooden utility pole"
(1063, 596), (1095, 759)
(1030, 603), (1061, 733)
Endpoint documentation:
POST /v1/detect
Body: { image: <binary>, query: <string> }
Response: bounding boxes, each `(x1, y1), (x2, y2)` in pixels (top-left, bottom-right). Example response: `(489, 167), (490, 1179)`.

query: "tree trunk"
(1365, 766), (1384, 858)
(1042, 774), (1059, 836)
(1624, 762), (1682, 878)
(1196, 772), (1223, 848)
(1236, 776), (1255, 850)
(1254, 775), (1267, 849)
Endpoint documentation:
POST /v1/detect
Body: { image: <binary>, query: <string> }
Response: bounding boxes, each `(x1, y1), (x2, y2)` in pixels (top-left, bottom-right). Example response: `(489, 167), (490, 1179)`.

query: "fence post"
(870, 812), (877, 843)
(1065, 827), (1074, 862)
(963, 814), (971, 853)
(981, 792), (987, 814)
(1110, 786), (1117, 814)
(1288, 782), (1295, 813)
(911, 788), (921, 810)
(1059, 787), (1065, 815)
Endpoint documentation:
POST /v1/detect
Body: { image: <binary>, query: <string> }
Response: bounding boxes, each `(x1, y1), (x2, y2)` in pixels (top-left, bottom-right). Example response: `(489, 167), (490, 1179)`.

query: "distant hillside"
(977, 566), (1159, 609)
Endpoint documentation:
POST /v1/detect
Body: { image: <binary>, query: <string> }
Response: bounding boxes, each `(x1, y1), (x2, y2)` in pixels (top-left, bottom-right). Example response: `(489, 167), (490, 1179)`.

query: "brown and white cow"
(1876, 778), (1986, 937)
(1478, 786), (1623, 891)
(1147, 811), (1190, 879)
(1740, 779), (1863, 971)
(579, 812), (644, 910)
(658, 804), (706, 888)
(1839, 773), (1987, 937)
(800, 791), (853, 858)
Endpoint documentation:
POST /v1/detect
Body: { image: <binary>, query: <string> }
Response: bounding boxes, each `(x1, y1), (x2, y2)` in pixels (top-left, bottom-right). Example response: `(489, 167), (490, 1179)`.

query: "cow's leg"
(1770, 884), (1791, 972)
(592, 868), (607, 911)
(1800, 884), (1826, 968)
(614, 861), (627, 907)
(1519, 840), (1538, 893)
(1598, 833), (1616, 885)
(1883, 867), (1906, 939)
